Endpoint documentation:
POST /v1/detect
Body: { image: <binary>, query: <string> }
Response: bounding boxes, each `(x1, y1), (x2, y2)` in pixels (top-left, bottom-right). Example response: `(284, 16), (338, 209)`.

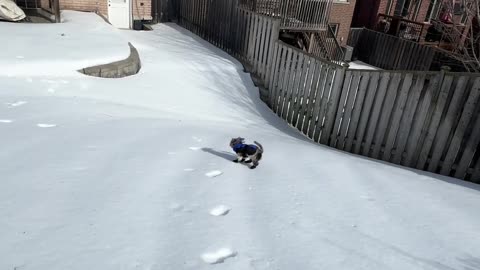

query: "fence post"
(265, 19), (280, 87)
(320, 62), (349, 145)
(54, 0), (61, 23)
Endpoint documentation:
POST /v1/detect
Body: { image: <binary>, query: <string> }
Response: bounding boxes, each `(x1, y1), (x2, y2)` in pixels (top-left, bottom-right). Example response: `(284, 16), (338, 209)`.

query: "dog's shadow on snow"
(201, 148), (236, 162)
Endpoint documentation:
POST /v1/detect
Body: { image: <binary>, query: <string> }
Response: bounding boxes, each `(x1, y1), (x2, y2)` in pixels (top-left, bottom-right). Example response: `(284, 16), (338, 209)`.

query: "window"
(412, 0), (423, 21)
(386, 0), (394, 15)
(329, 23), (339, 37)
(424, 0), (441, 22)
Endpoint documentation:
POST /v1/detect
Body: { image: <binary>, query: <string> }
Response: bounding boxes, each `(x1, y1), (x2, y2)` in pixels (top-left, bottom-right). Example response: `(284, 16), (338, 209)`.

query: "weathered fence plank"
(297, 59), (318, 132)
(353, 72), (380, 154)
(303, 61), (323, 136)
(427, 76), (470, 172)
(403, 73), (441, 167)
(454, 114), (480, 179)
(391, 74), (427, 164)
(362, 72), (391, 156)
(291, 55), (311, 127)
(320, 65), (347, 145)
(313, 67), (335, 142)
(440, 78), (480, 176)
(288, 54), (306, 122)
(372, 72), (402, 159)
(344, 72), (370, 152)
(382, 73), (413, 161)
(416, 72), (454, 170)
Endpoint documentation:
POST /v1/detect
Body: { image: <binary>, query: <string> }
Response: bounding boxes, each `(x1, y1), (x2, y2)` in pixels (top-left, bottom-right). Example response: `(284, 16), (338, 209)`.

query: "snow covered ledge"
(78, 42), (141, 78)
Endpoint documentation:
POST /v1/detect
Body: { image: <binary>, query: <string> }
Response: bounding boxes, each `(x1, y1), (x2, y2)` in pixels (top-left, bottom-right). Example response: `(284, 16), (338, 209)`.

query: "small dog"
(230, 137), (263, 169)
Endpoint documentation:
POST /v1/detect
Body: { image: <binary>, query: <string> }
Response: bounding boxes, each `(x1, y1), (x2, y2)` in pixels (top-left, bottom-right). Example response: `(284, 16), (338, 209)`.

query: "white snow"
(209, 205), (231, 216)
(347, 60), (381, 70)
(205, 170), (223, 178)
(1, 11), (480, 270)
(0, 11), (129, 77)
(7, 101), (27, 107)
(201, 248), (237, 264)
(36, 123), (57, 128)
(0, 119), (13, 123)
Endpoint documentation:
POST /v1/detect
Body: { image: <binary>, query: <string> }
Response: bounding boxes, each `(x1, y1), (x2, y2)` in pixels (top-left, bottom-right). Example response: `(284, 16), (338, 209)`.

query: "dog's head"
(230, 137), (244, 148)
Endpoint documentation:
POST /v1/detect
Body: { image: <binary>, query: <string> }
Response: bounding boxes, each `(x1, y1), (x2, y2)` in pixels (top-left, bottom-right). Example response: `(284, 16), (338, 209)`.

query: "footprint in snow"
(8, 101), (27, 107)
(201, 248), (237, 264)
(210, 205), (230, 216)
(205, 170), (223, 178)
(0, 119), (13, 123)
(192, 136), (203, 142)
(37, 123), (57, 128)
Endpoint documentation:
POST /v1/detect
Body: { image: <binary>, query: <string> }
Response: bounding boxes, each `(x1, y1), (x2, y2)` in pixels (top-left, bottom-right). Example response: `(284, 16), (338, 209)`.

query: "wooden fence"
(348, 28), (471, 72)
(268, 44), (480, 182)
(352, 28), (435, 71)
(172, 0), (480, 183)
(176, 0), (280, 81)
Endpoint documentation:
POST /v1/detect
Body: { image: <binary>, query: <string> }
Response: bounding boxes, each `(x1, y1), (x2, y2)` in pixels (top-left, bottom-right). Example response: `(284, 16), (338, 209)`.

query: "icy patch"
(184, 168), (195, 172)
(201, 248), (237, 264)
(210, 205), (231, 216)
(205, 170), (223, 178)
(189, 147), (201, 151)
(8, 101), (27, 107)
(37, 123), (57, 128)
(0, 119), (13, 123)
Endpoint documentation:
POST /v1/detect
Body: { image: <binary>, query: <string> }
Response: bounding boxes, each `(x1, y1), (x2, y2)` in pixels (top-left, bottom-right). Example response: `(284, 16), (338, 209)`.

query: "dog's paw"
(250, 166), (256, 169)
(232, 159), (239, 163)
(244, 160), (252, 164)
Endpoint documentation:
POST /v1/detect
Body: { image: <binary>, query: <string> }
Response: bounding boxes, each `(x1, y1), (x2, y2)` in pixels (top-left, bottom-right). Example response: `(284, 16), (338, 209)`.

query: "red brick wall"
(133, 0), (151, 20)
(60, 0), (108, 17)
(59, 0), (151, 20)
(329, 0), (357, 46)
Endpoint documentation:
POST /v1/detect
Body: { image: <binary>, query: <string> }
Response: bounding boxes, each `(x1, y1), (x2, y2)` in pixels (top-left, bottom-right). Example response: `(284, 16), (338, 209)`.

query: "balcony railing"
(238, 0), (333, 31)
(375, 13), (425, 42)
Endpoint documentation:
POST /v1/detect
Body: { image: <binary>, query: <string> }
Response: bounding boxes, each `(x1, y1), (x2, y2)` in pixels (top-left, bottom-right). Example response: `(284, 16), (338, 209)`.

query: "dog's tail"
(254, 141), (264, 153)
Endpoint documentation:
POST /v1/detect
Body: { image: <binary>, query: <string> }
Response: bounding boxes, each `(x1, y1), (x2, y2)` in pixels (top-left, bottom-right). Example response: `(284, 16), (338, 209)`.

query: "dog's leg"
(233, 154), (245, 163)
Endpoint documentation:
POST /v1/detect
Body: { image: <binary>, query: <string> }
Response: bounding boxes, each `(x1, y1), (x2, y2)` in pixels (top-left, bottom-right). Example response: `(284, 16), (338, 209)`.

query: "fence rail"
(172, 0), (480, 183)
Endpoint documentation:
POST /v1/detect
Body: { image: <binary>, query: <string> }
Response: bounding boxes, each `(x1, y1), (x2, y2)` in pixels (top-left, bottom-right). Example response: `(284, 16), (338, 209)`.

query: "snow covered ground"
(1, 11), (480, 270)
(347, 60), (381, 70)
(0, 11), (129, 77)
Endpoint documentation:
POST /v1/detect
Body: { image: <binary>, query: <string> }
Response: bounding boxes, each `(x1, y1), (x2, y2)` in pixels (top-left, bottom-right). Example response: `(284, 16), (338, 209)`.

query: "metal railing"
(375, 13), (425, 42)
(308, 24), (345, 64)
(238, 0), (333, 31)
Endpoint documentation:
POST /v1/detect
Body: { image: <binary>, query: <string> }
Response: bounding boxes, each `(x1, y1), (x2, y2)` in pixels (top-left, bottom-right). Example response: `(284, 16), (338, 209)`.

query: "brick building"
(59, 0), (152, 25)
(350, 0), (458, 28)
(329, 0), (357, 46)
